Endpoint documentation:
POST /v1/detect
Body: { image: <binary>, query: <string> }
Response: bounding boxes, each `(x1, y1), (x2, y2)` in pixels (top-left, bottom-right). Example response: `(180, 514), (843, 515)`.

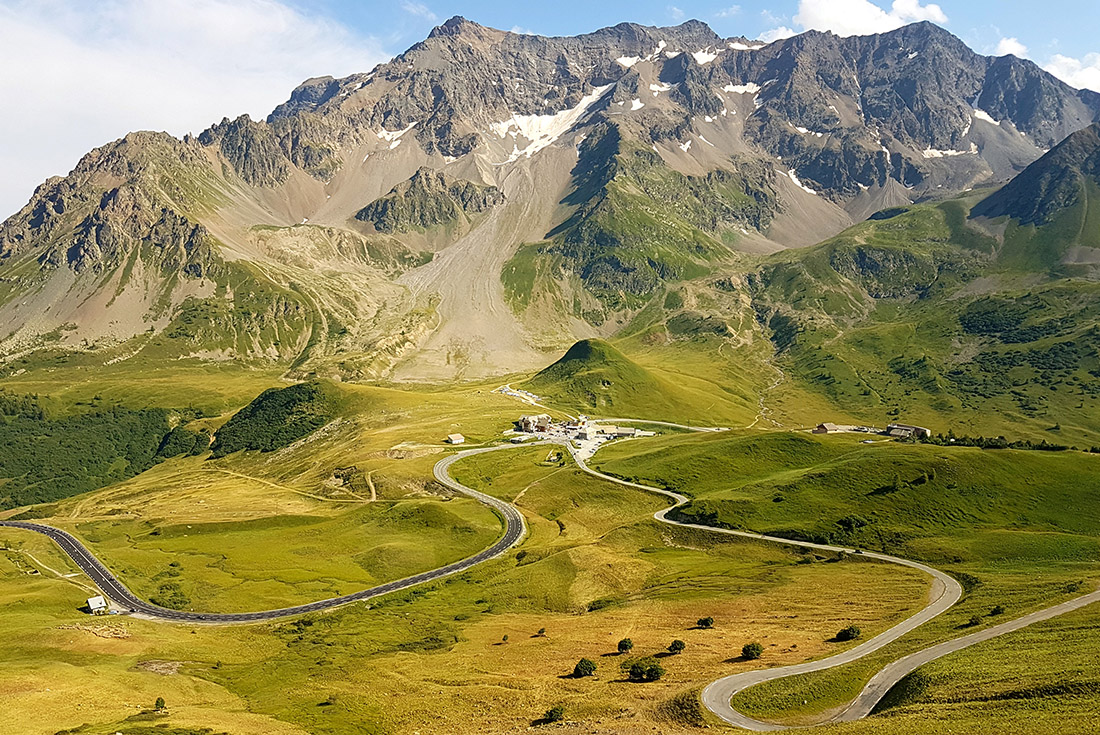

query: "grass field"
(520, 338), (762, 426)
(0, 431), (935, 735)
(593, 429), (1100, 728)
(1, 360), (1098, 734)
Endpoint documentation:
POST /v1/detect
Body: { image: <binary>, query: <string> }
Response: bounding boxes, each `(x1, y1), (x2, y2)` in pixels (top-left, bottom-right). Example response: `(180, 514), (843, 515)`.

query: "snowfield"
(722, 82), (761, 95)
(489, 85), (613, 163)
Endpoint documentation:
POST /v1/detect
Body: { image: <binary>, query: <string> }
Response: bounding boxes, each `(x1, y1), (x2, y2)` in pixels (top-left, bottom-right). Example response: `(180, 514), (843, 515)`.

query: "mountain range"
(1, 15), (1099, 391)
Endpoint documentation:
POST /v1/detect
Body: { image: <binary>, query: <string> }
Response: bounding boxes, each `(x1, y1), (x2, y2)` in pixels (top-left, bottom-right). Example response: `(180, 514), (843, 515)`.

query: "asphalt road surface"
(3, 436), (1097, 729)
(0, 443), (527, 624)
(570, 447), (1100, 730)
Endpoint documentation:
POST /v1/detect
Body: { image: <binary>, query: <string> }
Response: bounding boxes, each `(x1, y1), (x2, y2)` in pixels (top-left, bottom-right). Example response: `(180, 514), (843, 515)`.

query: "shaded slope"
(973, 123), (1100, 226)
(745, 192), (1100, 441)
(210, 380), (341, 457)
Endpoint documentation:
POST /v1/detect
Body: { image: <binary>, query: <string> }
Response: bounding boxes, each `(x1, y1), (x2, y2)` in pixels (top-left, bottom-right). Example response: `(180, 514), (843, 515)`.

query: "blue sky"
(0, 0), (1097, 217)
(310, 0), (1098, 67)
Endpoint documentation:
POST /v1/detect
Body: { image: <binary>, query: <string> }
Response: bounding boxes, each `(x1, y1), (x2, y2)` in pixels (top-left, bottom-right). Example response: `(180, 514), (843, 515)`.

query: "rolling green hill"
(521, 338), (755, 424)
(594, 431), (1100, 559)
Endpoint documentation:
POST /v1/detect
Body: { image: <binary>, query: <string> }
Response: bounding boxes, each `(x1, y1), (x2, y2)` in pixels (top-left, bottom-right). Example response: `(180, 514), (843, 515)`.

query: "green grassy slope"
(502, 123), (774, 327)
(745, 197), (1100, 443)
(594, 430), (1100, 727)
(594, 431), (1100, 555)
(520, 338), (755, 424)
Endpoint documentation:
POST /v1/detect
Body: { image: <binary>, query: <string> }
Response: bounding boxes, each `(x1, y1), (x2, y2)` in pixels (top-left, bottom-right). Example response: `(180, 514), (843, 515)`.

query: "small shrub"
(968, 615), (983, 627)
(502, 635), (509, 643)
(668, 639), (686, 655)
(573, 658), (597, 678)
(618, 638), (634, 654)
(154, 697), (166, 711)
(835, 625), (862, 642)
(742, 642), (764, 660)
(990, 605), (1005, 616)
(537, 627), (547, 637)
(629, 661), (665, 682)
(543, 705), (565, 723)
(697, 616), (715, 629)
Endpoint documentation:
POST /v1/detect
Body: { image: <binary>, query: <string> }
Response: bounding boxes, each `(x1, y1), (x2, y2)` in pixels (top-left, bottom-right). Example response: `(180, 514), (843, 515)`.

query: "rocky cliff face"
(355, 167), (503, 233)
(1, 16), (1098, 379)
(0, 132), (224, 283)
(258, 18), (1099, 201)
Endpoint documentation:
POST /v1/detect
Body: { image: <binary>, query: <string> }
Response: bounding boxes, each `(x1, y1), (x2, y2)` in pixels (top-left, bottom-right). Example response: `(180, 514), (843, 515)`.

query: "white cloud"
(668, 5), (685, 21)
(0, 0), (389, 219)
(793, 0), (947, 37)
(994, 37), (1028, 57)
(510, 26), (537, 35)
(758, 26), (797, 43)
(889, 0), (948, 23)
(715, 5), (742, 18)
(760, 10), (785, 26)
(1045, 53), (1100, 93)
(399, 1), (437, 22)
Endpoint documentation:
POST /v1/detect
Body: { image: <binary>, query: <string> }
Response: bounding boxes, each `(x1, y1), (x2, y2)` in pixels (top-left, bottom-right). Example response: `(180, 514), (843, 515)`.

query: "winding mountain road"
(570, 447), (1099, 730)
(0, 444), (527, 623)
(1, 436), (1097, 729)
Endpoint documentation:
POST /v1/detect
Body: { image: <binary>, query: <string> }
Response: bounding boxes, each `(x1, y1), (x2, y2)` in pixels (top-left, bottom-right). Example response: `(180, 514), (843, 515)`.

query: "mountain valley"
(1, 12), (1099, 735)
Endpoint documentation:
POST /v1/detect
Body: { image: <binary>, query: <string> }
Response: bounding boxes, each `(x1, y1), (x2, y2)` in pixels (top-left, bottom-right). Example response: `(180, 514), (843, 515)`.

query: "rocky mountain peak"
(972, 122), (1100, 225)
(428, 15), (487, 39)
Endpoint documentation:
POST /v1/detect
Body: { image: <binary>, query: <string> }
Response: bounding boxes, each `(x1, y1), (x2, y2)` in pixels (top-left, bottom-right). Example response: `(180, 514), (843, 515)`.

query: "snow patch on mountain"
(973, 109), (1000, 125)
(922, 142), (978, 158)
(786, 169), (817, 195)
(377, 122), (417, 142)
(723, 83), (761, 95)
(489, 85), (613, 162)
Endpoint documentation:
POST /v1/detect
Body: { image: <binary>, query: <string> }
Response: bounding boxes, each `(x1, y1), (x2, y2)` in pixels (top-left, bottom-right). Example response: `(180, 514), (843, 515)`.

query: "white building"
(87, 596), (108, 615)
(446, 434), (465, 445)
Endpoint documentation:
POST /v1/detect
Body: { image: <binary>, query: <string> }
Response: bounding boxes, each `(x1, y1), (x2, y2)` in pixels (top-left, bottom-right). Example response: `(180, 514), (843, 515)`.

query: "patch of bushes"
(627, 659), (665, 682)
(542, 705), (565, 723)
(210, 381), (339, 458)
(0, 392), (199, 509)
(573, 658), (597, 677)
(149, 581), (190, 610)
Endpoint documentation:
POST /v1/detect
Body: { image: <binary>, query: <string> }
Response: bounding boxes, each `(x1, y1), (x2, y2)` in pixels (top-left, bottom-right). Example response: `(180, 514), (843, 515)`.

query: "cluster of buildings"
(516, 413), (644, 441)
(812, 421), (931, 439)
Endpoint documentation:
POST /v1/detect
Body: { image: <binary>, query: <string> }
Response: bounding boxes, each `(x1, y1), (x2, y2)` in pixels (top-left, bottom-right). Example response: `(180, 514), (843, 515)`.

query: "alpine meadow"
(1, 4), (1099, 735)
